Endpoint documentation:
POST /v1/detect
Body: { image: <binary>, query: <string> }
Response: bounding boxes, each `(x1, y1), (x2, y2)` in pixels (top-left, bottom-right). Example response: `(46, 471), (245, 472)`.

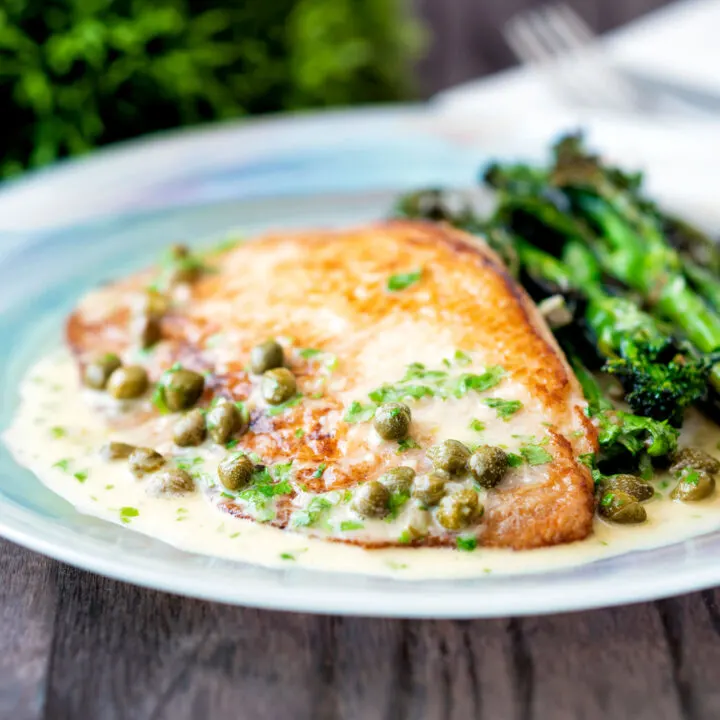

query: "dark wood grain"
(1, 524), (719, 719)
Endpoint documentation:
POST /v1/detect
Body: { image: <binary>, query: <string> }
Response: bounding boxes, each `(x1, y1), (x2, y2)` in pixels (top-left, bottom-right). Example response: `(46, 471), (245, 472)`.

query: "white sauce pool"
(5, 349), (720, 580)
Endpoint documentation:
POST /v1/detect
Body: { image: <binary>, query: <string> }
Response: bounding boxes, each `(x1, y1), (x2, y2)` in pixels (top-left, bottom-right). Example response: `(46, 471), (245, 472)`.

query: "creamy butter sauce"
(6, 349), (720, 580)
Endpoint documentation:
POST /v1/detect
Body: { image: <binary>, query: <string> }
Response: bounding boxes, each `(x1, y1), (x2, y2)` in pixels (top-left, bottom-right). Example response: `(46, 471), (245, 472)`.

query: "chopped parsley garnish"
(453, 349), (472, 366)
(343, 401), (376, 423)
(483, 398), (523, 420)
(294, 428), (305, 438)
(73, 470), (88, 483)
(469, 419), (486, 433)
(234, 465), (293, 522)
(683, 469), (700, 486)
(397, 438), (420, 453)
(280, 552), (296, 561)
(266, 394), (303, 417)
(397, 529), (414, 544)
(519, 444), (553, 466)
(367, 362), (504, 406)
(299, 348), (322, 359)
(53, 458), (71, 472)
(506, 453), (523, 468)
(50, 426), (66, 439)
(225, 439), (238, 449)
(271, 462), (294, 484)
(291, 496), (335, 528)
(119, 506), (139, 524)
(312, 463), (327, 479)
(457, 535), (478, 552)
(387, 268), (423, 292)
(151, 382), (170, 414)
(387, 491), (411, 519)
(601, 492), (615, 507)
(339, 520), (364, 532)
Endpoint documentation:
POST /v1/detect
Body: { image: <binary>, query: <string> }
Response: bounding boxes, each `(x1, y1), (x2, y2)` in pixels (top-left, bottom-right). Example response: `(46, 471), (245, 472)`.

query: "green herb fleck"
(387, 491), (411, 519)
(294, 428), (305, 438)
(299, 348), (322, 359)
(397, 438), (420, 453)
(601, 492), (614, 507)
(119, 506), (139, 524)
(684, 469), (700, 486)
(291, 496), (335, 528)
(266, 394), (303, 417)
(387, 561), (408, 570)
(340, 520), (364, 532)
(457, 535), (478, 552)
(453, 349), (472, 366)
(398, 529), (413, 544)
(53, 459), (71, 472)
(469, 419), (486, 433)
(520, 444), (553, 466)
(312, 463), (327, 479)
(50, 426), (66, 439)
(506, 453), (523, 468)
(229, 532), (240, 539)
(387, 268), (423, 292)
(225, 439), (238, 449)
(280, 552), (296, 561)
(483, 398), (523, 420)
(343, 401), (376, 423)
(73, 470), (88, 483)
(177, 507), (188, 515)
(105, 484), (114, 490)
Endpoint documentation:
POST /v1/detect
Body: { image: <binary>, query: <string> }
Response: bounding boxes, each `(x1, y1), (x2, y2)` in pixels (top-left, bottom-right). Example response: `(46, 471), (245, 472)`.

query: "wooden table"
(4, 534), (719, 719)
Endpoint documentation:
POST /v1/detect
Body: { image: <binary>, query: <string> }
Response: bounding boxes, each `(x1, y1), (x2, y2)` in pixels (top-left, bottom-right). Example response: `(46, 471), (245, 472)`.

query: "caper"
(373, 402), (411, 441)
(600, 474), (654, 502)
(468, 445), (508, 488)
(173, 409), (207, 447)
(132, 314), (162, 349)
(207, 401), (247, 444)
(352, 480), (390, 518)
(218, 453), (254, 491)
(101, 441), (136, 460)
(671, 468), (716, 502)
(167, 244), (202, 284)
(153, 468), (195, 495)
(670, 447), (720, 476)
(598, 490), (647, 524)
(83, 353), (122, 390)
(262, 367), (296, 405)
(250, 340), (284, 374)
(161, 368), (205, 411)
(436, 489), (482, 530)
(427, 439), (471, 475)
(138, 288), (169, 318)
(107, 365), (149, 399)
(128, 447), (165, 478)
(411, 470), (448, 506)
(378, 466), (416, 494)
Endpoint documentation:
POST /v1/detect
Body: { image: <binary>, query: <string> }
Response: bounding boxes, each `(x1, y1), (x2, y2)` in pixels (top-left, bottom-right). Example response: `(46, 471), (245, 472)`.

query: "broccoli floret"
(568, 349), (679, 470)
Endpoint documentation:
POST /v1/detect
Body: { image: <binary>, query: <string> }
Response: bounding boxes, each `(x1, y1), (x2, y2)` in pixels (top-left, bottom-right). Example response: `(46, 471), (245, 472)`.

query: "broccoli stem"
(683, 258), (720, 313)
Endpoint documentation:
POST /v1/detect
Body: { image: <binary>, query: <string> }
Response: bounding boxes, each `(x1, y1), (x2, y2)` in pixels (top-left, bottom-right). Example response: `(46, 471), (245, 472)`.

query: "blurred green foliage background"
(0, 0), (423, 179)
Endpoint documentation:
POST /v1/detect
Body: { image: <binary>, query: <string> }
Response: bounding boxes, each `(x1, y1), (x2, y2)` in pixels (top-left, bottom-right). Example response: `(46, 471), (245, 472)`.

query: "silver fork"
(503, 3), (653, 112)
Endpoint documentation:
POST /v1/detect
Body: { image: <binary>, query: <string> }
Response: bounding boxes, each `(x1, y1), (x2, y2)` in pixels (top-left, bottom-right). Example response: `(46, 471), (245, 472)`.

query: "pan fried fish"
(67, 221), (596, 550)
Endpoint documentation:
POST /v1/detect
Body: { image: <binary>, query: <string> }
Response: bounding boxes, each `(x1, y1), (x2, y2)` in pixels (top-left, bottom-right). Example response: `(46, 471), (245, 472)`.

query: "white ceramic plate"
(2, 107), (720, 617)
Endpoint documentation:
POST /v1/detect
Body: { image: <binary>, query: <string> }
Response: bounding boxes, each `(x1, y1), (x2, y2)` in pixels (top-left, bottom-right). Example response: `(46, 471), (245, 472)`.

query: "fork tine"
(550, 3), (597, 47)
(504, 3), (639, 112)
(504, 13), (557, 66)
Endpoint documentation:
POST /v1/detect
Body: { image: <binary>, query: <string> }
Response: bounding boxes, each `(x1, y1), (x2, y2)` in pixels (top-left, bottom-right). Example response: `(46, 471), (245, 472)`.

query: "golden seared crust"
(67, 220), (596, 550)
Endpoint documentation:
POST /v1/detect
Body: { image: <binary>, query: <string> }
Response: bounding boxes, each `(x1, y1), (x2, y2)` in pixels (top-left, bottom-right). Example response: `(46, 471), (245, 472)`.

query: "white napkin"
(434, 0), (720, 115)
